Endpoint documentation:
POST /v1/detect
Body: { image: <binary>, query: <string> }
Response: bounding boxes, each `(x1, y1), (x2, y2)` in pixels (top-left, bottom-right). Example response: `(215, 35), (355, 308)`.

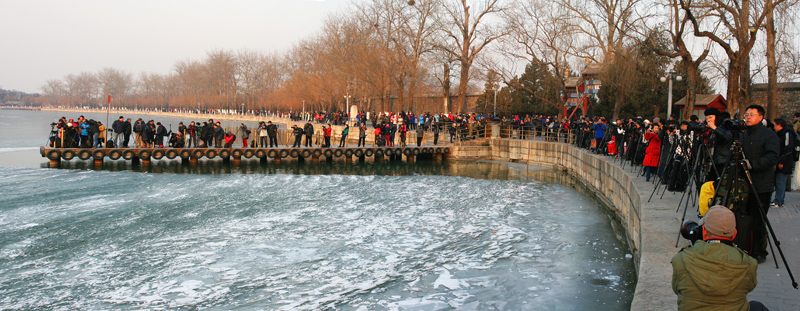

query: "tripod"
(706, 141), (797, 289)
(673, 143), (721, 246)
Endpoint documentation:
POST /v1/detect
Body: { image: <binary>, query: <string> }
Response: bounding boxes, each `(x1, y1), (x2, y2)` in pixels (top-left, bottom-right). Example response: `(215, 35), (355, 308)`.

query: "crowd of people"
(50, 115), (245, 149)
(567, 105), (799, 310)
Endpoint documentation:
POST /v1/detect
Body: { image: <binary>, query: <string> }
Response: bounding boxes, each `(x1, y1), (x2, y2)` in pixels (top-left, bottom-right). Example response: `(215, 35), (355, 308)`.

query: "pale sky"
(0, 0), (351, 93)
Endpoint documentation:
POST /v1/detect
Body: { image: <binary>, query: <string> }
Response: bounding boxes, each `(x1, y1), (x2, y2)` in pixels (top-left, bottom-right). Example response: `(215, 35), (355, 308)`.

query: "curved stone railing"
(448, 138), (676, 311)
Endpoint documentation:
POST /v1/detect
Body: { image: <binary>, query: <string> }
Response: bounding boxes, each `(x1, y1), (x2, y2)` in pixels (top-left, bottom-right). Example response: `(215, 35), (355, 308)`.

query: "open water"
(0, 110), (635, 310)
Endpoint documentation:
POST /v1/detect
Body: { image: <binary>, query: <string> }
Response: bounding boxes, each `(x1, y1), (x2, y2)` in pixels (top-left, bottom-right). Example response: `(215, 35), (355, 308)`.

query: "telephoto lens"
(680, 221), (703, 245)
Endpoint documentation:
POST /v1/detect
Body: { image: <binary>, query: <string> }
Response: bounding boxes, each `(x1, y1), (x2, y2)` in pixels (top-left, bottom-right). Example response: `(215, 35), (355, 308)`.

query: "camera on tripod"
(722, 119), (747, 132)
(687, 124), (707, 133)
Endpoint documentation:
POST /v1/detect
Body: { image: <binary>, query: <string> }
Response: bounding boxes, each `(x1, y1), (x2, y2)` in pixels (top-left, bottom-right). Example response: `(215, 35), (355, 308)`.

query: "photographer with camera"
(643, 123), (661, 181)
(672, 206), (765, 311)
(704, 108), (733, 182)
(592, 117), (606, 153)
(738, 105), (779, 263)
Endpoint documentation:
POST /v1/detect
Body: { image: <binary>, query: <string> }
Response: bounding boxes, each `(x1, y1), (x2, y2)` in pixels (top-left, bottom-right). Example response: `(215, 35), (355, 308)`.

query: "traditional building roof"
(582, 63), (606, 76)
(564, 77), (584, 88)
(751, 82), (800, 91)
(674, 94), (727, 111)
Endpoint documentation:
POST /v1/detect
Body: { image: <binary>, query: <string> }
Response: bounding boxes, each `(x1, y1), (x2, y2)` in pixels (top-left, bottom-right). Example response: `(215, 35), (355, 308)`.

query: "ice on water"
(0, 166), (634, 310)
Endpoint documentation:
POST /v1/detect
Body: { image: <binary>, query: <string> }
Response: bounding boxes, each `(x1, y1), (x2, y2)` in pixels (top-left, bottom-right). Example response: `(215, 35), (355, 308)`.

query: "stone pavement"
(605, 156), (800, 310)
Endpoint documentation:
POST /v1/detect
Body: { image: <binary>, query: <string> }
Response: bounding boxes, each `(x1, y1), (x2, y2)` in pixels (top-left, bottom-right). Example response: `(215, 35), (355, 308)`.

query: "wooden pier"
(40, 146), (450, 167)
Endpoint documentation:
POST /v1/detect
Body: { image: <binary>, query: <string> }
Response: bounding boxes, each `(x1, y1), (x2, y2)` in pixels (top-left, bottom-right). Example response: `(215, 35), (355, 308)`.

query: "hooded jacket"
(672, 240), (757, 311)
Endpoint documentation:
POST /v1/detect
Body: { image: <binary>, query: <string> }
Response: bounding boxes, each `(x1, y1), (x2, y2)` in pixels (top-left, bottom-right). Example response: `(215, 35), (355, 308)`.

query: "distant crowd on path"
(48, 110), (578, 151)
(50, 115), (243, 149)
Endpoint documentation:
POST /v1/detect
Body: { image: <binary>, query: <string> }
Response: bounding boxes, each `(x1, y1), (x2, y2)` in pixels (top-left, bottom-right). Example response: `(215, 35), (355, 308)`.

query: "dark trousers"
(748, 191), (773, 257)
(434, 133), (439, 145)
(324, 136), (331, 148)
(358, 137), (365, 147)
(293, 135), (302, 147)
(123, 133), (130, 148)
(339, 135), (347, 147)
(417, 137), (423, 146)
(269, 135), (278, 147)
(259, 136), (268, 147)
(749, 301), (769, 311)
(305, 135), (312, 147)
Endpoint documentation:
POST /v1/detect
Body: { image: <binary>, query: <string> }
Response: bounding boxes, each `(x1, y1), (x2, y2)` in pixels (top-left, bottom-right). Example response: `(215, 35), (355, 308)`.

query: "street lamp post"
(660, 71), (683, 119)
(344, 94), (352, 123)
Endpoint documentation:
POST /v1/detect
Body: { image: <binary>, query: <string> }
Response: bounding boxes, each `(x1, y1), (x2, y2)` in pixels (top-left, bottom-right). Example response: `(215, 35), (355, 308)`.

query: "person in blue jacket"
(593, 118), (606, 152)
(80, 119), (91, 148)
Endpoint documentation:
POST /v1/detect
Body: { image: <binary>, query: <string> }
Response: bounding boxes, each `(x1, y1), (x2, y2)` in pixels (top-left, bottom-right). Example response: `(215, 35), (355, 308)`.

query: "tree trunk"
(766, 0), (778, 120)
(457, 61), (470, 112)
(443, 63), (451, 113)
(682, 62), (699, 121)
(727, 58), (742, 116)
(612, 92), (625, 120)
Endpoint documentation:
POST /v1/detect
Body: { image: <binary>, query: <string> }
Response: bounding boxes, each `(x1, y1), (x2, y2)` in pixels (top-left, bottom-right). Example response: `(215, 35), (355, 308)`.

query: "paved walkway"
(601, 154), (800, 310)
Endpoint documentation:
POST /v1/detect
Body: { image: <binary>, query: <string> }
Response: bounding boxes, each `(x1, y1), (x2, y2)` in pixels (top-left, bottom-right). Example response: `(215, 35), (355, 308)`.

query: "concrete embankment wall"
(448, 139), (676, 311)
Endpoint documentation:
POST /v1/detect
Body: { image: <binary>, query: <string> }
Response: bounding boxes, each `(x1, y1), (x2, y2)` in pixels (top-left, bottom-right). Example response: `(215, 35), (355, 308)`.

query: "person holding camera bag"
(672, 206), (766, 311)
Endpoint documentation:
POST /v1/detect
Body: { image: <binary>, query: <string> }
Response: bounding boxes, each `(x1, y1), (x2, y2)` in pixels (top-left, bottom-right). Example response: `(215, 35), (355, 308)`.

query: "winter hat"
(699, 206), (736, 239)
(704, 107), (722, 116)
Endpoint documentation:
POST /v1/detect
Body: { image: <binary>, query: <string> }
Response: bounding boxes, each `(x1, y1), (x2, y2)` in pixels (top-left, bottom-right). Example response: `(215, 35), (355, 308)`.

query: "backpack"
(712, 172), (749, 213)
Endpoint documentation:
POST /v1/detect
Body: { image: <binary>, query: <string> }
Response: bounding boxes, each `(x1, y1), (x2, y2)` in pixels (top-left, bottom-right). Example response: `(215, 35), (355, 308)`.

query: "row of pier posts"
(58, 152), (441, 168)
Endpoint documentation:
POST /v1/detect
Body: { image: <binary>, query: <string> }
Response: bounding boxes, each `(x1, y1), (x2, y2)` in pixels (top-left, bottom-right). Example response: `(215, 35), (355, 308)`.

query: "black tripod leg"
(740, 161), (799, 289)
(675, 189), (694, 247)
(766, 232), (778, 269)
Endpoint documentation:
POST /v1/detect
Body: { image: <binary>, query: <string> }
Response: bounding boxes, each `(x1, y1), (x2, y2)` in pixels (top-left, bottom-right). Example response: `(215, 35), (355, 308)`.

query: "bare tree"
(553, 0), (650, 119)
(98, 67), (134, 108)
(680, 0), (791, 115)
(438, 0), (508, 112)
(643, 0), (711, 120)
(495, 0), (578, 118)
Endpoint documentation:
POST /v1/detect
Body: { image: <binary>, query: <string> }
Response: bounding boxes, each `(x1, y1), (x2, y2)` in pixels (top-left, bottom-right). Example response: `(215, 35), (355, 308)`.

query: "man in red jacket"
(223, 132), (236, 148)
(323, 124), (332, 148)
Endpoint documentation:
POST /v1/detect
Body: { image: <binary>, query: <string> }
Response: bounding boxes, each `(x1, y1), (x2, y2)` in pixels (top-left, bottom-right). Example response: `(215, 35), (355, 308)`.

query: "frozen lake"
(0, 110), (635, 310)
